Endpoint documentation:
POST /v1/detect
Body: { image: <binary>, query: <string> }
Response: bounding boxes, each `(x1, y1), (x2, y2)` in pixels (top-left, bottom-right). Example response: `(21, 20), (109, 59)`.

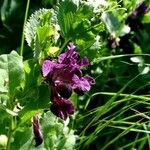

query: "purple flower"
(42, 43), (95, 120)
(33, 115), (43, 147)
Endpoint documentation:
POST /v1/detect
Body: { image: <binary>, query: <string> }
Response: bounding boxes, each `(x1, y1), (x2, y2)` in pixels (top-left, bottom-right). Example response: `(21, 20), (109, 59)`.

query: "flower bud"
(33, 115), (43, 147)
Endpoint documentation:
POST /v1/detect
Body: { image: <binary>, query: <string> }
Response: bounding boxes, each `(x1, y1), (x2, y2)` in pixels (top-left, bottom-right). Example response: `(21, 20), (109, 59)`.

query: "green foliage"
(11, 112), (77, 150)
(57, 0), (104, 51)
(1, 0), (24, 25)
(1, 0), (150, 150)
(25, 8), (59, 59)
(57, 0), (78, 38)
(41, 112), (77, 150)
(0, 51), (24, 99)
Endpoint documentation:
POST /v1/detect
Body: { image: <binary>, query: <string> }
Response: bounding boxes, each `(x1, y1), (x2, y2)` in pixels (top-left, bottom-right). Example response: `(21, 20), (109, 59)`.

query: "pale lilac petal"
(42, 60), (55, 77)
(58, 53), (66, 63)
(67, 43), (76, 51)
(72, 75), (91, 94)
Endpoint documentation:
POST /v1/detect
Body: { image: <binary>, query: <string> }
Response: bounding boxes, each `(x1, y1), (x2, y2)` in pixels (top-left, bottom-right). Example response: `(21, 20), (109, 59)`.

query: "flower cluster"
(42, 43), (95, 120)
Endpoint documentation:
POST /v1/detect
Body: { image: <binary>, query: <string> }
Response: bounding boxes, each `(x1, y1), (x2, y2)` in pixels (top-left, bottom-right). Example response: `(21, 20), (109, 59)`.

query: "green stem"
(59, 38), (71, 54)
(92, 54), (150, 65)
(98, 92), (150, 101)
(6, 116), (13, 150)
(20, 0), (30, 56)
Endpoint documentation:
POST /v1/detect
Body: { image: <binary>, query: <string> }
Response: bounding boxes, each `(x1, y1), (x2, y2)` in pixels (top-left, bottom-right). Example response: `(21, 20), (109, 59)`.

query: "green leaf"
(22, 59), (40, 95)
(142, 11), (150, 23)
(73, 20), (95, 50)
(18, 84), (50, 125)
(25, 9), (53, 48)
(0, 51), (24, 99)
(25, 8), (60, 59)
(41, 112), (77, 150)
(57, 0), (77, 38)
(10, 127), (33, 150)
(36, 26), (54, 45)
(24, 8), (58, 47)
(75, 4), (93, 20)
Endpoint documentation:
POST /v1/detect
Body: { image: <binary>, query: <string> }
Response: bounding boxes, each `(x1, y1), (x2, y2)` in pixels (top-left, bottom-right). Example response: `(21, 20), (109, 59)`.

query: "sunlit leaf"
(0, 51), (24, 99)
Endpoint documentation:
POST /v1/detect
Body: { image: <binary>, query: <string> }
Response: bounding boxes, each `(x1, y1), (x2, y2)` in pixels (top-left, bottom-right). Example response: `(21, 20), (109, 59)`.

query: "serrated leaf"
(76, 4), (93, 20)
(57, 0), (77, 38)
(25, 9), (53, 48)
(36, 26), (54, 45)
(25, 8), (60, 59)
(0, 51), (24, 99)
(73, 21), (95, 50)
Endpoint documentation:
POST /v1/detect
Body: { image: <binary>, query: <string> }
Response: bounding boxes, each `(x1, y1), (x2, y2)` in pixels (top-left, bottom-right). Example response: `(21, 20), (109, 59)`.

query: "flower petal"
(72, 75), (91, 95)
(64, 99), (75, 114)
(80, 57), (89, 67)
(67, 43), (76, 51)
(55, 82), (72, 98)
(50, 97), (75, 120)
(42, 60), (55, 77)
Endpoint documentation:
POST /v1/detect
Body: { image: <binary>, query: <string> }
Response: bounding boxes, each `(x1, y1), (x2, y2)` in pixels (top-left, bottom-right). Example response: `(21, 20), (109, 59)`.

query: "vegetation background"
(0, 0), (150, 149)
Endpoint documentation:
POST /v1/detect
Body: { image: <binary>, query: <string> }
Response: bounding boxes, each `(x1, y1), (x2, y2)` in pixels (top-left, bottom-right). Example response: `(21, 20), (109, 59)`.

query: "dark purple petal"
(72, 75), (91, 95)
(42, 60), (55, 77)
(55, 81), (72, 98)
(33, 115), (43, 147)
(74, 68), (82, 77)
(64, 99), (75, 114)
(79, 57), (89, 67)
(51, 103), (68, 120)
(50, 97), (75, 120)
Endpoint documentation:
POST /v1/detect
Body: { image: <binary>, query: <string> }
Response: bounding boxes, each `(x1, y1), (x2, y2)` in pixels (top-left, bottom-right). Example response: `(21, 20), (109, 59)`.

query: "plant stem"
(6, 116), (13, 150)
(20, 0), (30, 56)
(59, 38), (71, 54)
